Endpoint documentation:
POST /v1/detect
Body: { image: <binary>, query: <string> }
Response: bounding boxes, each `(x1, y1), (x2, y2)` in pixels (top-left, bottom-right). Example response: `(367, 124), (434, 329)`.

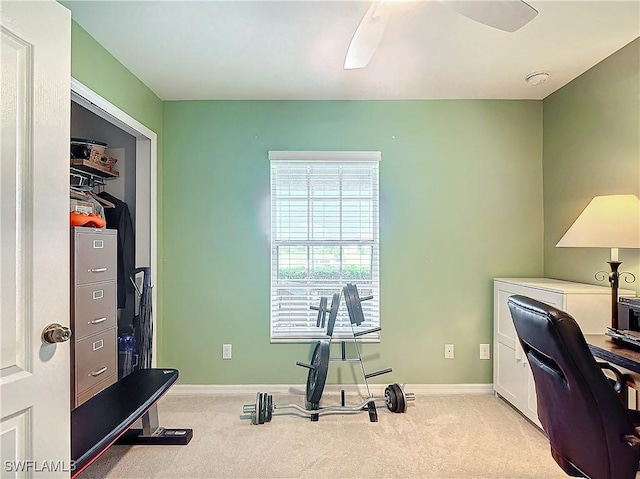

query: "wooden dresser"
(71, 227), (118, 409)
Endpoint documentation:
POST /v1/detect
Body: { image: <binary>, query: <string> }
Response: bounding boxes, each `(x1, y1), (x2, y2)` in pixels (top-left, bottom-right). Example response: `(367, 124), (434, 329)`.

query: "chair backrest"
(507, 295), (639, 479)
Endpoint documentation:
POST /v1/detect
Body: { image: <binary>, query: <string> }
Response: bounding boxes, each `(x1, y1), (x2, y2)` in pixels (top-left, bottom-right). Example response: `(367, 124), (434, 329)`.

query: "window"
(269, 151), (380, 342)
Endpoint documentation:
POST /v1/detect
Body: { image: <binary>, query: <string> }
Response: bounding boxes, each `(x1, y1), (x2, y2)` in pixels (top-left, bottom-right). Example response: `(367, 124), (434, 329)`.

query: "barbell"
(244, 383), (415, 425)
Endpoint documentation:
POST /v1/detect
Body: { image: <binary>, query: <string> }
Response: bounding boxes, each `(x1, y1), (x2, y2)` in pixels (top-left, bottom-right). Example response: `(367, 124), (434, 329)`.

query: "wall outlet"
(480, 343), (491, 360)
(444, 344), (454, 359)
(222, 343), (232, 360)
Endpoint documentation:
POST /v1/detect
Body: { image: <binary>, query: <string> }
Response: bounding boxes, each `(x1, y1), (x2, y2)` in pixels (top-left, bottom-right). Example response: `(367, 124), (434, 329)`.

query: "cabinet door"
(494, 341), (526, 408)
(494, 286), (524, 409)
(495, 288), (518, 347)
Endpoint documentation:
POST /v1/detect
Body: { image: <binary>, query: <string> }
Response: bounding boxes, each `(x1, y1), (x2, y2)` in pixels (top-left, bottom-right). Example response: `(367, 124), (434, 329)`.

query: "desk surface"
(586, 334), (640, 375)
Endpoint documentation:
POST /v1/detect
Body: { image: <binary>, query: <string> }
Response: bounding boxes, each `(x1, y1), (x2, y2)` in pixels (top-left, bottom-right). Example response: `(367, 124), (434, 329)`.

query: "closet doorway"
(71, 78), (158, 365)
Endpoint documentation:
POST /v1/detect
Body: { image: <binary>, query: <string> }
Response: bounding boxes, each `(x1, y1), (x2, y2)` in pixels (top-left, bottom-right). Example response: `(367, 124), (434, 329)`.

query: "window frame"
(269, 150), (381, 343)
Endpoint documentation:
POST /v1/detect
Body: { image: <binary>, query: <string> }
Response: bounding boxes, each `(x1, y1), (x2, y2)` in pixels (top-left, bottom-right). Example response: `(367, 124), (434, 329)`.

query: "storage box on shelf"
(71, 227), (118, 409)
(493, 278), (635, 427)
(71, 159), (119, 179)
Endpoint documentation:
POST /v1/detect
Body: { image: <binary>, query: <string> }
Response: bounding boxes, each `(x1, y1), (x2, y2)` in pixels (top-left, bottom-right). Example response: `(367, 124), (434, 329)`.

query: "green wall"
(161, 100), (543, 384)
(71, 21), (163, 135)
(70, 20), (168, 348)
(543, 39), (640, 293)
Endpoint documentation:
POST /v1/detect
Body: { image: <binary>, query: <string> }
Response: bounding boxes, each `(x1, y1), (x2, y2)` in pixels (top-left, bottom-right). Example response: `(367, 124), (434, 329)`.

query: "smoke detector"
(525, 71), (550, 86)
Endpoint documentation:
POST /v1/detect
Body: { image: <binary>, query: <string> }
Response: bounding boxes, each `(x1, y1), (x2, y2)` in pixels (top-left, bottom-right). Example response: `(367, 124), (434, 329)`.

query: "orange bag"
(70, 211), (106, 228)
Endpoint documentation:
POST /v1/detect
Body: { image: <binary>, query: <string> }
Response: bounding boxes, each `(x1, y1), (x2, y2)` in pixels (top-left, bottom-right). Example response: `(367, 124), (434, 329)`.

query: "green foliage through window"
(278, 265), (372, 280)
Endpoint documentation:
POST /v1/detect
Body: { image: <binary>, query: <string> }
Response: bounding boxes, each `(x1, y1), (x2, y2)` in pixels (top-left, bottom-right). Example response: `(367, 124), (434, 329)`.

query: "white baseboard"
(167, 383), (493, 396)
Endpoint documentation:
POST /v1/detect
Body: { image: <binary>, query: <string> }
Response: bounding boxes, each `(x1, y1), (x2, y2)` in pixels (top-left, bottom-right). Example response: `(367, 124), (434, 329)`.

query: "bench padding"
(71, 368), (179, 476)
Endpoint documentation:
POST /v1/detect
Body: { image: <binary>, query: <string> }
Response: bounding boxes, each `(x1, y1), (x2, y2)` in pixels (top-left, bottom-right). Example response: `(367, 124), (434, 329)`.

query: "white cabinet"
(493, 278), (634, 427)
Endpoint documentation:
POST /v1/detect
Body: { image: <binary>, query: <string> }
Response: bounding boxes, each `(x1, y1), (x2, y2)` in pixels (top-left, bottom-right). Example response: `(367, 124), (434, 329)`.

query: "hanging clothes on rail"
(69, 188), (106, 218)
(98, 191), (135, 311)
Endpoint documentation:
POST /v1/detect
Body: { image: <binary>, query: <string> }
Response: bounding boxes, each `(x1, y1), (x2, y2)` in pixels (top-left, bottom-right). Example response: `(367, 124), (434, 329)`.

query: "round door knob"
(42, 323), (72, 344)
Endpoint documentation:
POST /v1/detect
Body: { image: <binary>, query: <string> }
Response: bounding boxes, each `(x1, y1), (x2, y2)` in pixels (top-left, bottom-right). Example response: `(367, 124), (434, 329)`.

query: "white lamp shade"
(556, 194), (640, 249)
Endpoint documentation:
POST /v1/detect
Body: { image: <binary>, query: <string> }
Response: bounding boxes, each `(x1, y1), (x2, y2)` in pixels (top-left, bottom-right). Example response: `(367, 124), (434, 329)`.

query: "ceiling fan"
(344, 0), (539, 69)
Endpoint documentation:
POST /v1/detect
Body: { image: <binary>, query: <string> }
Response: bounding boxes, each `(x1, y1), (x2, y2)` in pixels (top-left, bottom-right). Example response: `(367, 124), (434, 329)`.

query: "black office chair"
(507, 295), (640, 479)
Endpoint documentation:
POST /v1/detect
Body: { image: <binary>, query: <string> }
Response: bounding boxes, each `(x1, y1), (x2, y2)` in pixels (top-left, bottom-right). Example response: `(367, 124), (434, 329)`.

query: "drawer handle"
(89, 267), (107, 274)
(90, 366), (107, 377)
(93, 240), (104, 249)
(89, 317), (107, 325)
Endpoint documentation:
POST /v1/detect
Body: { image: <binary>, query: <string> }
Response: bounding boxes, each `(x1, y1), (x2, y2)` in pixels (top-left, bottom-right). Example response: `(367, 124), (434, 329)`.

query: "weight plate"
(326, 292), (340, 337)
(263, 392), (270, 424)
(253, 392), (261, 424)
(343, 284), (356, 325)
(316, 296), (328, 328)
(385, 385), (398, 413)
(367, 401), (378, 422)
(263, 393), (270, 423)
(392, 383), (406, 413)
(258, 392), (265, 424)
(266, 394), (273, 423)
(350, 284), (366, 326)
(344, 284), (365, 326)
(306, 340), (330, 404)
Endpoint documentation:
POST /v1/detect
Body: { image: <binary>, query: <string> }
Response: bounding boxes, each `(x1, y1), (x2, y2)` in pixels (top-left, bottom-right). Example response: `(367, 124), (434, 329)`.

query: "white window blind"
(269, 151), (380, 342)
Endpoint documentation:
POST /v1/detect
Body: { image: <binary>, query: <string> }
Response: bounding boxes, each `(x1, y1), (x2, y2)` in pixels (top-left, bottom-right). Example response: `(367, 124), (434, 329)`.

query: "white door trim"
(70, 78), (158, 366)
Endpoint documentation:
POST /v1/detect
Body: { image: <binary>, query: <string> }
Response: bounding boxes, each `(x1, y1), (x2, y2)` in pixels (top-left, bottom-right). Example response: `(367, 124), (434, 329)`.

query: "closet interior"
(69, 100), (152, 408)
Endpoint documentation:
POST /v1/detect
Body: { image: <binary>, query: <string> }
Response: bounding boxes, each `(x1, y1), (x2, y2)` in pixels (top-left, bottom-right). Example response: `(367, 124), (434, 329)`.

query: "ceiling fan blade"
(441, 0), (538, 32)
(344, 2), (390, 70)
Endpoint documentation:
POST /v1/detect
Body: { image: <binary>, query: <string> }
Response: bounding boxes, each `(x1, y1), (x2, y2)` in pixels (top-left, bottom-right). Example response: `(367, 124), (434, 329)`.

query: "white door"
(1, 1), (71, 477)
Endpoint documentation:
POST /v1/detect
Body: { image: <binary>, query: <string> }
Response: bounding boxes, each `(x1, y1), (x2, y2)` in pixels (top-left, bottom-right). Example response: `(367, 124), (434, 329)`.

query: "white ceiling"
(61, 0), (640, 101)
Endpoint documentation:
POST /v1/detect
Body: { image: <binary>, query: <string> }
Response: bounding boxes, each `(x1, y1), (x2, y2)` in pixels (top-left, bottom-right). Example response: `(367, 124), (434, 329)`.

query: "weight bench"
(71, 368), (193, 478)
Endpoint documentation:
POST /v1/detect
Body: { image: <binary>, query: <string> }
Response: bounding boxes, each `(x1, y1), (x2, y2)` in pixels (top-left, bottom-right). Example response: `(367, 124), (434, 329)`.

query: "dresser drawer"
(74, 282), (116, 339)
(74, 231), (117, 285)
(75, 328), (117, 394)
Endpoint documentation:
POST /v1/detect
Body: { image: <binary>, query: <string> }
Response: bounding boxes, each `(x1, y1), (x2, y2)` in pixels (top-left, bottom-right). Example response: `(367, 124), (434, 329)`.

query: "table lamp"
(556, 194), (640, 329)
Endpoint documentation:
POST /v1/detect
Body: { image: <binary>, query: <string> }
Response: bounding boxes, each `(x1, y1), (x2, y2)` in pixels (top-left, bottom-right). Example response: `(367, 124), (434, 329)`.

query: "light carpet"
(76, 392), (570, 479)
